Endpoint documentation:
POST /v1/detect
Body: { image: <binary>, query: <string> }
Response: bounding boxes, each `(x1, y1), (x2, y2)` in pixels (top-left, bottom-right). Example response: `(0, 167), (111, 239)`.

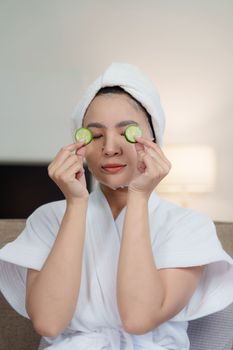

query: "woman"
(0, 63), (233, 350)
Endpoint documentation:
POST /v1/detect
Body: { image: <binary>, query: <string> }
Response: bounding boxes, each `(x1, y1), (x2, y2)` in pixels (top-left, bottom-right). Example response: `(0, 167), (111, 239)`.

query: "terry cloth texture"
(1, 183), (233, 349)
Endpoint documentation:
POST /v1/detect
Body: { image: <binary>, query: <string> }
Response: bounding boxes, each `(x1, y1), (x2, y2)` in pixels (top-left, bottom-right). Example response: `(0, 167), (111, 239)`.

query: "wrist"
(127, 190), (150, 203)
(66, 196), (89, 208)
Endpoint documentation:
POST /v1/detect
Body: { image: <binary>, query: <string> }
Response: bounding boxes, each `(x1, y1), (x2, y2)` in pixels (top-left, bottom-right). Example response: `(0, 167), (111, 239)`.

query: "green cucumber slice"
(124, 125), (143, 143)
(74, 127), (93, 145)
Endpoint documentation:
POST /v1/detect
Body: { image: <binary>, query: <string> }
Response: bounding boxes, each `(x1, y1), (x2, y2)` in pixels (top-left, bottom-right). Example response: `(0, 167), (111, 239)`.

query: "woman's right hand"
(48, 140), (89, 202)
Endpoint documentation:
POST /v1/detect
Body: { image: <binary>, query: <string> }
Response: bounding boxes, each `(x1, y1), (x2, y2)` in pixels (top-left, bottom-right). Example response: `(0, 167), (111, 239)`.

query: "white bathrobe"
(1, 183), (233, 349)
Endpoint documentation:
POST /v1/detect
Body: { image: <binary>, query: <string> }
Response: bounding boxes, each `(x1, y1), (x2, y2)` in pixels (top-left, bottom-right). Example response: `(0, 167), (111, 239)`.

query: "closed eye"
(93, 133), (125, 140)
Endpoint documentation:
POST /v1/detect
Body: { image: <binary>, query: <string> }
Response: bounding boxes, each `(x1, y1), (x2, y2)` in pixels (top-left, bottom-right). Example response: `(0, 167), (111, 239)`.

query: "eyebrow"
(86, 120), (139, 129)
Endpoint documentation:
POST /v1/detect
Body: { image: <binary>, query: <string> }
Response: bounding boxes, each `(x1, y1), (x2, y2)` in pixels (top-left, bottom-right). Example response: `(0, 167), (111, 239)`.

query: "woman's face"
(82, 93), (153, 190)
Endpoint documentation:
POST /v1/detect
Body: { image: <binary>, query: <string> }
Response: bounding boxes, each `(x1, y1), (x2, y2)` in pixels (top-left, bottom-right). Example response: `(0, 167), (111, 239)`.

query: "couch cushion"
(0, 219), (26, 248)
(188, 302), (233, 350)
(215, 222), (233, 257)
(0, 291), (40, 350)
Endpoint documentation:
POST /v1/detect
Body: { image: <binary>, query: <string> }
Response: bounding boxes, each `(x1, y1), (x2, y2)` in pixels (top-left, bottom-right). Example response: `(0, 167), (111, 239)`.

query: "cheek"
(84, 148), (95, 167)
(85, 143), (138, 165)
(85, 144), (98, 158)
(126, 144), (138, 159)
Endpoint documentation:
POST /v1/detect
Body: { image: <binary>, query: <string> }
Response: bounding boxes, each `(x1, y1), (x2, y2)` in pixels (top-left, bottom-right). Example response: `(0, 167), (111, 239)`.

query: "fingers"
(57, 141), (85, 161)
(48, 141), (84, 166)
(64, 140), (86, 152)
(146, 148), (170, 173)
(135, 136), (163, 155)
(142, 151), (164, 176)
(51, 154), (83, 179)
(59, 160), (84, 182)
(135, 139), (171, 176)
(48, 141), (85, 177)
(135, 136), (172, 169)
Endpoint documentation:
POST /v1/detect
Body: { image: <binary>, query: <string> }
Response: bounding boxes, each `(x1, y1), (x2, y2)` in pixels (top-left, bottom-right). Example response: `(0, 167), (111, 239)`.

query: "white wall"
(0, 0), (232, 221)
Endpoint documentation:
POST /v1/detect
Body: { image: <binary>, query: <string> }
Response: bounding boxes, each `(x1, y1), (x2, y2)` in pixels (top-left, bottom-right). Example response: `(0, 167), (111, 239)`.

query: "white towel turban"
(71, 62), (166, 146)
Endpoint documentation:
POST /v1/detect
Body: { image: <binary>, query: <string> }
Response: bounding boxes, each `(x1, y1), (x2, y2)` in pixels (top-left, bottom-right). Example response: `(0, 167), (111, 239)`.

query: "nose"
(101, 133), (123, 156)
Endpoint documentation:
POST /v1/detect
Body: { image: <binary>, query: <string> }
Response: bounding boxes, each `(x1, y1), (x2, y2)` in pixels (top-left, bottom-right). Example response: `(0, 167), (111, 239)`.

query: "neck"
(99, 183), (128, 213)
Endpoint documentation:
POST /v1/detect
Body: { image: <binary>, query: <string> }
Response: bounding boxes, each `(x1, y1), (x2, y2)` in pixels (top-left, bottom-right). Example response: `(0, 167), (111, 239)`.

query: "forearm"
(117, 191), (164, 333)
(27, 199), (88, 335)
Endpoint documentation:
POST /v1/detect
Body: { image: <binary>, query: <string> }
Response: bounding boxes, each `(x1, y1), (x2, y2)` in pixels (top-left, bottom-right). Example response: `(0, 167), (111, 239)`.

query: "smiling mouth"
(101, 165), (126, 173)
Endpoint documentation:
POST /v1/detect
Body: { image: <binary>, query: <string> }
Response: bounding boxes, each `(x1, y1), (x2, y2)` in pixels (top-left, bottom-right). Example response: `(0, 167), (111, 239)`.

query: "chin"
(98, 178), (130, 191)
(94, 168), (136, 190)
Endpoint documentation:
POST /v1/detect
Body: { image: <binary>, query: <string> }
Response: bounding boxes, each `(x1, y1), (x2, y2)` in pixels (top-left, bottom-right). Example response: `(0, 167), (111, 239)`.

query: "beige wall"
(0, 0), (232, 221)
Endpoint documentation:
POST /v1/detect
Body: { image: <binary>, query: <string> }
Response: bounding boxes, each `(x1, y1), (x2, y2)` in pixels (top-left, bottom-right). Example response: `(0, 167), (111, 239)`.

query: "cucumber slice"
(124, 125), (143, 143)
(74, 127), (93, 145)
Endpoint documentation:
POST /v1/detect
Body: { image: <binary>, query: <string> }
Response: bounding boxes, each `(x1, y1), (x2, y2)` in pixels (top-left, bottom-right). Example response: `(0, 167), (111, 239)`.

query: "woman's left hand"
(128, 136), (172, 197)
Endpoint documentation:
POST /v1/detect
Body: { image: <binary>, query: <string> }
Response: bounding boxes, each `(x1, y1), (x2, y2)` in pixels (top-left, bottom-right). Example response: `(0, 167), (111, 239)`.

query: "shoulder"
(151, 196), (218, 253)
(25, 200), (67, 241)
(30, 200), (67, 221)
(151, 197), (221, 268)
(153, 195), (214, 232)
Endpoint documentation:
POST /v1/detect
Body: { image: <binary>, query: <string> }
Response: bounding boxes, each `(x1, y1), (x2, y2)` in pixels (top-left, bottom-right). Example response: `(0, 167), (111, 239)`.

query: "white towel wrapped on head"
(71, 62), (166, 146)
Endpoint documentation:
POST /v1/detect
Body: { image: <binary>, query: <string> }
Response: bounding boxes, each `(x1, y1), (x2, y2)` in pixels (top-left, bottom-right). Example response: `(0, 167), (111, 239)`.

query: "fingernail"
(78, 138), (85, 143)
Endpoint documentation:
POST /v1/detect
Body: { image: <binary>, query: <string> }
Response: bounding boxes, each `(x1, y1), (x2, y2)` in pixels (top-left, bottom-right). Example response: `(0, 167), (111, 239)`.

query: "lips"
(101, 164), (126, 174)
(102, 164), (126, 169)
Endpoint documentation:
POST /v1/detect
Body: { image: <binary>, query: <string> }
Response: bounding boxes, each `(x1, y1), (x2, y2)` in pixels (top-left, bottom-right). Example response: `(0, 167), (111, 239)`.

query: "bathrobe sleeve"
(152, 208), (233, 321)
(0, 201), (65, 318)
